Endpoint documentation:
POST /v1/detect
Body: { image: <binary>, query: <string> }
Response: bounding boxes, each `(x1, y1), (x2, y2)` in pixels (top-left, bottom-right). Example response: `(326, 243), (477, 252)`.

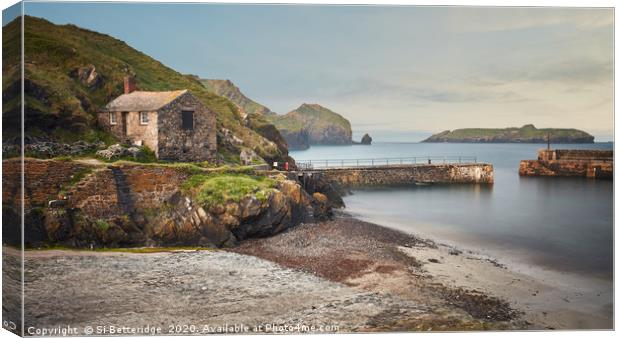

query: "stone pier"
(298, 163), (494, 188)
(519, 149), (613, 179)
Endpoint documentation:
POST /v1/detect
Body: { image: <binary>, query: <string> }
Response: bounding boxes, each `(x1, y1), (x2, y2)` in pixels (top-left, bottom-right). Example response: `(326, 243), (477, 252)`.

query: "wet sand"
(232, 214), (613, 330)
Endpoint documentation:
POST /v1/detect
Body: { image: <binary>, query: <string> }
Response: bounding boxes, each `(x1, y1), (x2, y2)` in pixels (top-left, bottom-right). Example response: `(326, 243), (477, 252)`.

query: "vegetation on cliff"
(200, 79), (353, 150)
(200, 79), (275, 116)
(266, 103), (353, 149)
(423, 124), (594, 143)
(2, 16), (287, 163)
(182, 173), (276, 206)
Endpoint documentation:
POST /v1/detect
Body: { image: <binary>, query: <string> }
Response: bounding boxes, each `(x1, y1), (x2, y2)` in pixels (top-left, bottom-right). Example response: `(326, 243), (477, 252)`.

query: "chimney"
(123, 76), (137, 94)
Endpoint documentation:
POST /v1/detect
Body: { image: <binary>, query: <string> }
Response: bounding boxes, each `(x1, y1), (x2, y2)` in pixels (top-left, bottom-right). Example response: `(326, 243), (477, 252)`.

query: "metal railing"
(296, 156), (477, 170)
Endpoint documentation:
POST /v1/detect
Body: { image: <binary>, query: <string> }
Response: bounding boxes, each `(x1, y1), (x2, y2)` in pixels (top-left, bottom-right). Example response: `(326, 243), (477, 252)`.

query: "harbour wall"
(301, 163), (494, 187)
(519, 149), (613, 179)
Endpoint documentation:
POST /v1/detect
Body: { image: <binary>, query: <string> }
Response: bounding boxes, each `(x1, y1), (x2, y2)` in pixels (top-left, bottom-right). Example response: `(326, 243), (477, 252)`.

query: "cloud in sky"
(22, 4), (614, 141)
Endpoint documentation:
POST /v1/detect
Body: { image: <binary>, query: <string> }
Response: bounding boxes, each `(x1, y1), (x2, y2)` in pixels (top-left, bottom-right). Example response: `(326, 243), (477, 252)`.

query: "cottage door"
(121, 112), (128, 136)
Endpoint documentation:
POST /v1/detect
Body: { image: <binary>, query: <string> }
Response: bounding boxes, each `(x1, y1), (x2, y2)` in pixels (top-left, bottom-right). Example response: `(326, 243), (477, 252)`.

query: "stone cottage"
(99, 77), (217, 162)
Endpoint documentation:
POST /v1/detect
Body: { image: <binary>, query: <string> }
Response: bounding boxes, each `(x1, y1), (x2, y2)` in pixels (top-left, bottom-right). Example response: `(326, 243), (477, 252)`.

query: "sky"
(6, 3), (615, 141)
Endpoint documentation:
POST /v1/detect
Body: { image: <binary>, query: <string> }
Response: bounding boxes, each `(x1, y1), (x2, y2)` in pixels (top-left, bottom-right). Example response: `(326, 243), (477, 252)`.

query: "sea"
(290, 142), (614, 280)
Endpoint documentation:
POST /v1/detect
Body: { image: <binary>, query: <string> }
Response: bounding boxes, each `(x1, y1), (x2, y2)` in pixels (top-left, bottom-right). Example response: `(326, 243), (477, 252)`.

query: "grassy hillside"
(200, 79), (274, 116)
(423, 124), (594, 143)
(2, 16), (284, 162)
(270, 103), (351, 133)
(264, 104), (352, 148)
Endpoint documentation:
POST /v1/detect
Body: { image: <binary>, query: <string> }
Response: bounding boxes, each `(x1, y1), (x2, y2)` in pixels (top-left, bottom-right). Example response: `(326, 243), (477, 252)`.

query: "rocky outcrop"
(69, 64), (102, 88)
(267, 104), (353, 149)
(360, 133), (372, 145)
(4, 159), (335, 248)
(423, 124), (594, 143)
(292, 172), (345, 209)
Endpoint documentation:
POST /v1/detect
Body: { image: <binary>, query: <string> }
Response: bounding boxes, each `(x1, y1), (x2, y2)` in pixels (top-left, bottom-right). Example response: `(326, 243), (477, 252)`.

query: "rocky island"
(423, 124), (594, 143)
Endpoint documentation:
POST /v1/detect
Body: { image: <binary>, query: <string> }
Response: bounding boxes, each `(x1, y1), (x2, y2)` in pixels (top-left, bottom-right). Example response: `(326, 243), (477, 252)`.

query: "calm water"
(291, 142), (614, 279)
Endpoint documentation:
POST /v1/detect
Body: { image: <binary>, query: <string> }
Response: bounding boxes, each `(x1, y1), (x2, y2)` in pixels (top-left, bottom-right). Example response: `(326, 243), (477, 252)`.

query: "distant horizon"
(5, 4), (614, 142)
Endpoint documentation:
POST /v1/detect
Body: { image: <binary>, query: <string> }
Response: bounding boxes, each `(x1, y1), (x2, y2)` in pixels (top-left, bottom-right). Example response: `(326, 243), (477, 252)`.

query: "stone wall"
(3, 158), (91, 210)
(157, 92), (217, 162)
(519, 160), (612, 179)
(309, 163), (494, 187)
(65, 164), (190, 219)
(125, 111), (159, 153)
(538, 149), (613, 161)
(97, 111), (125, 140)
(97, 111), (159, 153)
(521, 149), (613, 179)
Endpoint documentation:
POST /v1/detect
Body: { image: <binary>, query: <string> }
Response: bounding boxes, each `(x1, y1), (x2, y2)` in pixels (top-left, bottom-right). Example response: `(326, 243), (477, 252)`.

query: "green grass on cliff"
(182, 173), (276, 206)
(200, 79), (274, 116)
(267, 103), (352, 133)
(3, 16), (283, 162)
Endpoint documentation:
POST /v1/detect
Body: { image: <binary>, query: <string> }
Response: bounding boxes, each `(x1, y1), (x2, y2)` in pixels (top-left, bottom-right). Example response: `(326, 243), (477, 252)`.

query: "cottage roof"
(103, 90), (188, 112)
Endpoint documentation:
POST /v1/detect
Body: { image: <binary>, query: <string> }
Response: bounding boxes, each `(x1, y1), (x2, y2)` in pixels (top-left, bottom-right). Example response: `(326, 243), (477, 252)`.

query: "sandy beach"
(3, 214), (612, 334)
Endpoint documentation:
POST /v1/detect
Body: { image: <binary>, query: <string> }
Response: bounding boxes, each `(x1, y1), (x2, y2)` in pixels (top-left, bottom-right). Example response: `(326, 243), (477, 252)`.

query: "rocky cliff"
(267, 104), (353, 149)
(200, 79), (353, 151)
(423, 124), (594, 143)
(3, 159), (336, 248)
(3, 16), (287, 164)
(200, 79), (275, 117)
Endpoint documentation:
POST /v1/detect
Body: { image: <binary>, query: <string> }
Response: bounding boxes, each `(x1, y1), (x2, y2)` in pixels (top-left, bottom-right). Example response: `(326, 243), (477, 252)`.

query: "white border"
(0, 1), (616, 338)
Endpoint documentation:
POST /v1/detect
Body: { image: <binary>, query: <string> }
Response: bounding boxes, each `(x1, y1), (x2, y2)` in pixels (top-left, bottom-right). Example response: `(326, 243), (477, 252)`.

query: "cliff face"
(200, 79), (275, 117)
(279, 129), (310, 150)
(268, 104), (352, 149)
(423, 124), (594, 143)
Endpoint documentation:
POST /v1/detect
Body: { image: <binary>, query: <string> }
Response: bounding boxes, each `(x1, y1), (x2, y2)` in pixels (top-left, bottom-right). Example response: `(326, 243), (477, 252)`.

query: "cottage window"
(182, 110), (194, 130)
(140, 112), (149, 125)
(109, 112), (117, 125)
